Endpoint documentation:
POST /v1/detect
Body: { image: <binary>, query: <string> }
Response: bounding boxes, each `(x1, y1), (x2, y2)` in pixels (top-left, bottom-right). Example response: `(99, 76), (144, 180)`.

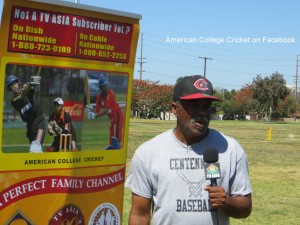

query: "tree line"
(131, 72), (299, 121)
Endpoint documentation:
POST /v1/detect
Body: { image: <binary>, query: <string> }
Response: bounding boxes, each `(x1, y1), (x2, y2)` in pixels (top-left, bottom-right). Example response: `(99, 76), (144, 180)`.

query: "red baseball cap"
(173, 75), (221, 101)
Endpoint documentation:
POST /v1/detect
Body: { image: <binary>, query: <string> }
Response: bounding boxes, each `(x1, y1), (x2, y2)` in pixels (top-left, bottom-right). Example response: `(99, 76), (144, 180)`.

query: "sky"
(1, 0), (299, 90)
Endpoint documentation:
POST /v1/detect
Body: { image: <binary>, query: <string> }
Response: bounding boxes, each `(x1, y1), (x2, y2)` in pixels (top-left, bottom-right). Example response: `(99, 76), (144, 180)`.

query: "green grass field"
(123, 119), (300, 225)
(2, 115), (112, 152)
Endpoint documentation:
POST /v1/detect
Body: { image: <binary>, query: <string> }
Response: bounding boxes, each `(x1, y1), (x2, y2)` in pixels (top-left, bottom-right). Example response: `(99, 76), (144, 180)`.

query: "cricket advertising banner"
(0, 0), (141, 223)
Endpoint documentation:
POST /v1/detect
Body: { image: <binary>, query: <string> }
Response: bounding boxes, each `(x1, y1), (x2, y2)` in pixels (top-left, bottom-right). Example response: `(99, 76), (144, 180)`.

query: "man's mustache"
(191, 114), (209, 123)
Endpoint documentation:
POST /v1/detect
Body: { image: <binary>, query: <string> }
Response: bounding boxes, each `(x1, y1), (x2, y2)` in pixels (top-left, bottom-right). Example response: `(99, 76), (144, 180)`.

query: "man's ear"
(171, 102), (178, 116)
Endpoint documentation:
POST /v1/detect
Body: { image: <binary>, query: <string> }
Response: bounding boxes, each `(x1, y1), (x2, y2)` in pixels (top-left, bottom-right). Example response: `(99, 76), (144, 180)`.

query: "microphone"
(203, 147), (221, 186)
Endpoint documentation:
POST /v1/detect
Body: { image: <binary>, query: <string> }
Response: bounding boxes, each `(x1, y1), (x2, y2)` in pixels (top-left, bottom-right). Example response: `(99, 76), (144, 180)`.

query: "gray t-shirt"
(125, 129), (252, 225)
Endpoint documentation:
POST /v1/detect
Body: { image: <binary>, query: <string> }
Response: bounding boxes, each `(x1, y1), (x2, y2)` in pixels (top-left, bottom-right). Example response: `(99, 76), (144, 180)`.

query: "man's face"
(8, 81), (20, 92)
(54, 103), (63, 115)
(172, 99), (212, 142)
(100, 85), (108, 95)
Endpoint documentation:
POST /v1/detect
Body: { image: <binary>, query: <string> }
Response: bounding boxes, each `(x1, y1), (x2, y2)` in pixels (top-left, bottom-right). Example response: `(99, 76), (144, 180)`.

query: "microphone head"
(203, 147), (221, 182)
(203, 147), (219, 163)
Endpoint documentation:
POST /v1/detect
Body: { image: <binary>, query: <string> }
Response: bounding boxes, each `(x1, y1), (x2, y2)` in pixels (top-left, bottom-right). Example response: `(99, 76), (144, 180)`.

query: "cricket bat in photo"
(37, 66), (42, 76)
(85, 71), (91, 105)
(84, 71), (91, 119)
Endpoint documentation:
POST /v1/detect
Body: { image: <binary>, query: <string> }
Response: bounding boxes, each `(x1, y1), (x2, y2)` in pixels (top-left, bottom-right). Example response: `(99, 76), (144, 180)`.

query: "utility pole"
(296, 55), (299, 102)
(138, 33), (146, 80)
(199, 56), (213, 78)
(295, 54), (299, 118)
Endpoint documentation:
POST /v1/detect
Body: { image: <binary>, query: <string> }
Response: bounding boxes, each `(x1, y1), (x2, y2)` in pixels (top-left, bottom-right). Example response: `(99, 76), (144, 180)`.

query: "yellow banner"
(0, 0), (141, 223)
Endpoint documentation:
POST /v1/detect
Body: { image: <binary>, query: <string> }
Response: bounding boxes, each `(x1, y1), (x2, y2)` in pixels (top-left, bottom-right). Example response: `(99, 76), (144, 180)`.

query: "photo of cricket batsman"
(85, 73), (124, 150)
(5, 74), (46, 153)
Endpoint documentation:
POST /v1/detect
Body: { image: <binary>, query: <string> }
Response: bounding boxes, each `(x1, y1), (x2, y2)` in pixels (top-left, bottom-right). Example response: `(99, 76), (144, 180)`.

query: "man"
(46, 97), (78, 152)
(87, 75), (123, 149)
(125, 75), (252, 225)
(6, 74), (46, 153)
